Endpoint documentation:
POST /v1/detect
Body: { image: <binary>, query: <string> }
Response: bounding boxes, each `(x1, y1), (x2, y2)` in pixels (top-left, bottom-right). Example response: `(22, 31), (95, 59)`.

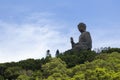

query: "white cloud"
(0, 13), (71, 63)
(0, 13), (120, 63)
(91, 24), (120, 49)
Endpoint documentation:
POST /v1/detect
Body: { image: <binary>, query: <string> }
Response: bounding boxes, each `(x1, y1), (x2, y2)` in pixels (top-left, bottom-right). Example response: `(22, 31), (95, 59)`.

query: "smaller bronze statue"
(70, 22), (92, 51)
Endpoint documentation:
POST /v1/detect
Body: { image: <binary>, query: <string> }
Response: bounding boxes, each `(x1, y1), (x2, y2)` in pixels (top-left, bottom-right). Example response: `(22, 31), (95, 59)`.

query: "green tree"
(31, 70), (42, 80)
(0, 75), (4, 80)
(17, 74), (30, 80)
(42, 58), (68, 79)
(59, 50), (96, 68)
(4, 66), (23, 79)
(18, 59), (37, 71)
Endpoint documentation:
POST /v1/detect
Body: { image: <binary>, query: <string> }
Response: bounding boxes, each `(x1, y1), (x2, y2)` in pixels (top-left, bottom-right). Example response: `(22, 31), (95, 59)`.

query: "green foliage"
(58, 50), (96, 67)
(46, 73), (69, 80)
(71, 52), (120, 80)
(0, 75), (4, 80)
(4, 66), (23, 79)
(17, 74), (30, 80)
(18, 58), (41, 70)
(31, 70), (42, 80)
(42, 58), (67, 78)
(0, 48), (120, 80)
(101, 48), (120, 53)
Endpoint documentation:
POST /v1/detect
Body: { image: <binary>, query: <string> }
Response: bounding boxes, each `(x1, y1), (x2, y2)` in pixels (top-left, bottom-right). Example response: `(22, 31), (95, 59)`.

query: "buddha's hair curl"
(78, 22), (86, 30)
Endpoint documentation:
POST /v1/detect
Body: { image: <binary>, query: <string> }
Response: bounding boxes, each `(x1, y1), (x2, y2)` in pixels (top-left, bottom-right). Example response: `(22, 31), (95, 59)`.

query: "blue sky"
(0, 0), (120, 62)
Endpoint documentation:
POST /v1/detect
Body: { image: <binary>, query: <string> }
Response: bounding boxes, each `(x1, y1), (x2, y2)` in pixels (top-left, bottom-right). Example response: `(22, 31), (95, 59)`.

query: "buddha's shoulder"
(83, 31), (90, 35)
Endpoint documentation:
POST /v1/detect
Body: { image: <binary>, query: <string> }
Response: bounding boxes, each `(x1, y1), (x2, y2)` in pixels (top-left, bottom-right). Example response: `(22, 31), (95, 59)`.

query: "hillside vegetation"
(0, 48), (120, 80)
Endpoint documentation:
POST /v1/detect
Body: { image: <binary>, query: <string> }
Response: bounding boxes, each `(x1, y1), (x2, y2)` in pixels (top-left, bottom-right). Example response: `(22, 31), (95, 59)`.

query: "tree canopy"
(0, 47), (120, 80)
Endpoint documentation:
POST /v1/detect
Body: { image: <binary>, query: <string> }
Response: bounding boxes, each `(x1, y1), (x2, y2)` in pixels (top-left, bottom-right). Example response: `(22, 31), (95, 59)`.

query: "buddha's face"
(78, 26), (86, 33)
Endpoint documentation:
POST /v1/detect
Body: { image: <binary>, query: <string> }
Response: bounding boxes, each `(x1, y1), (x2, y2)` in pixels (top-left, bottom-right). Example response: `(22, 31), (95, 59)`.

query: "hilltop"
(0, 47), (120, 80)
